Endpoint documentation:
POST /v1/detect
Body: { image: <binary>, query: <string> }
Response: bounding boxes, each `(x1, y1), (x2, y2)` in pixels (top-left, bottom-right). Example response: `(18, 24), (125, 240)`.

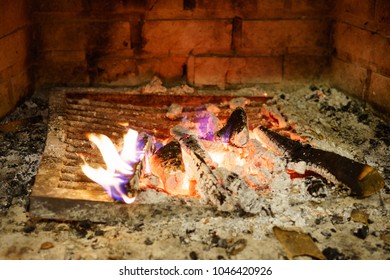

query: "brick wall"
(0, 0), (34, 118)
(1, 0), (389, 119)
(32, 0), (333, 89)
(331, 0), (390, 114)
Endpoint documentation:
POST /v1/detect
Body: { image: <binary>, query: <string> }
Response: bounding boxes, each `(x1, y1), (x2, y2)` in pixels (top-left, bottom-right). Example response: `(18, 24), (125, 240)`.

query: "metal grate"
(29, 88), (268, 222)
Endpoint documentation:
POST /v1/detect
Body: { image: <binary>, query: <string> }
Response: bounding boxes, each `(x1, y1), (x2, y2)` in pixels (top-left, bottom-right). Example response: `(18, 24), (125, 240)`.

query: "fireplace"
(28, 82), (386, 223)
(1, 0), (389, 260)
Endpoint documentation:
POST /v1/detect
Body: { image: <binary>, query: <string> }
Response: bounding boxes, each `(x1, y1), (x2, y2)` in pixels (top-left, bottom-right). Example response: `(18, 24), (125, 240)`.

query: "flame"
(120, 129), (141, 164)
(81, 111), (303, 204)
(82, 129), (141, 204)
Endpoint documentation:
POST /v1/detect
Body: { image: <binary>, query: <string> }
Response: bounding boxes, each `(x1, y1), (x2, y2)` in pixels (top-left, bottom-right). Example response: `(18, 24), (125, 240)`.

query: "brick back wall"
(0, 0), (34, 118)
(32, 0), (333, 89)
(2, 0), (389, 119)
(331, 0), (390, 114)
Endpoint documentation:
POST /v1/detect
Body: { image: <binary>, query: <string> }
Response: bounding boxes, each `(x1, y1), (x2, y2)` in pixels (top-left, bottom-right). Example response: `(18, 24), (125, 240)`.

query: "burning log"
(180, 143), (235, 212)
(172, 125), (263, 213)
(254, 126), (384, 197)
(126, 133), (154, 191)
(171, 125), (214, 166)
(149, 140), (188, 195)
(216, 107), (249, 147)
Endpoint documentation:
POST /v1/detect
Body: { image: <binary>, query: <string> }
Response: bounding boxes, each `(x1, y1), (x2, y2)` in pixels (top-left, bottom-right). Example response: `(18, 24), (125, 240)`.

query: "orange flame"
(82, 129), (141, 204)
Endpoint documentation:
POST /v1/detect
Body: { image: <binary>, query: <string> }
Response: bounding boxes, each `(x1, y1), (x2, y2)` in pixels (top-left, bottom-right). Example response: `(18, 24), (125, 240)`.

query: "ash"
(270, 86), (390, 189)
(0, 91), (48, 211)
(0, 86), (389, 260)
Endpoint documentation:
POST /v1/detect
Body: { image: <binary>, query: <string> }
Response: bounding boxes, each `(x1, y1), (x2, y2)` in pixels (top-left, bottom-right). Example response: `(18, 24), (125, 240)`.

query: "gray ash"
(0, 92), (48, 213)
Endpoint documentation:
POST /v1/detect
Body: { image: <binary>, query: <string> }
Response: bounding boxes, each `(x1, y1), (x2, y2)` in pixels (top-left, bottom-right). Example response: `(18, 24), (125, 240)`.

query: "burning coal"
(82, 105), (384, 212)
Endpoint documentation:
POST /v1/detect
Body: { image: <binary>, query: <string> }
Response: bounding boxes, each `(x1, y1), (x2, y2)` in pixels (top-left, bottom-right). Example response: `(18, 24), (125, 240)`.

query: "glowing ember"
(81, 103), (381, 211)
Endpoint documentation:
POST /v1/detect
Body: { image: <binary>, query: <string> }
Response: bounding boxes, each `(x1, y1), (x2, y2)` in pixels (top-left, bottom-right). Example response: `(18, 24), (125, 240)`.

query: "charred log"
(181, 145), (236, 212)
(127, 133), (153, 193)
(254, 126), (384, 197)
(171, 125), (214, 166)
(216, 107), (249, 147)
(149, 140), (187, 195)
(173, 126), (251, 212)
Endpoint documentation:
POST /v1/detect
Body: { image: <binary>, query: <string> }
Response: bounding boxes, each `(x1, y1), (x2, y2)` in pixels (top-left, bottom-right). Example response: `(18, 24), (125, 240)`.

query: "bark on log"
(253, 126), (384, 197)
(149, 140), (187, 195)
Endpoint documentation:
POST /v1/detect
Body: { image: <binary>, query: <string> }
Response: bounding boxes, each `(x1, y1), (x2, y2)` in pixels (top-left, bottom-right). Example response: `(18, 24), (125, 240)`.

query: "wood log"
(215, 107), (249, 147)
(149, 140), (188, 195)
(172, 126), (240, 211)
(127, 133), (153, 192)
(253, 126), (384, 197)
(171, 125), (214, 166)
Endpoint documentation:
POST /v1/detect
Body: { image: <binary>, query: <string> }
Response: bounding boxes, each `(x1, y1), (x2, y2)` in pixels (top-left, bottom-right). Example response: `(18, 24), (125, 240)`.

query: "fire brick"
(330, 58), (368, 99)
(10, 70), (31, 104)
(90, 56), (138, 85)
(38, 21), (131, 52)
(145, 0), (233, 19)
(187, 56), (229, 88)
(240, 19), (330, 56)
(336, 0), (376, 21)
(368, 72), (390, 113)
(0, 81), (13, 118)
(137, 56), (188, 84)
(0, 30), (29, 72)
(284, 55), (329, 82)
(227, 57), (282, 84)
(289, 0), (334, 15)
(90, 0), (146, 13)
(35, 51), (89, 87)
(334, 22), (390, 75)
(188, 56), (282, 88)
(0, 0), (30, 38)
(376, 0), (390, 25)
(142, 20), (232, 56)
(33, 0), (87, 13)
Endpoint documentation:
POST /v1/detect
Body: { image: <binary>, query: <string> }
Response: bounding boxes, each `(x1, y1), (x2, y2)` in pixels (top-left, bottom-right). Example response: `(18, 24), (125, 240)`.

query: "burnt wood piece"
(214, 168), (265, 214)
(216, 107), (249, 147)
(172, 127), (243, 212)
(127, 133), (153, 192)
(254, 126), (384, 197)
(149, 140), (187, 195)
(171, 126), (214, 166)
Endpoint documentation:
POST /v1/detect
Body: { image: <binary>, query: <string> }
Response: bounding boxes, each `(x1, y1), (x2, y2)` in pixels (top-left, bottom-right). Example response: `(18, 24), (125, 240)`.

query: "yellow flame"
(87, 133), (133, 175)
(81, 164), (136, 204)
(120, 129), (139, 164)
(82, 129), (141, 204)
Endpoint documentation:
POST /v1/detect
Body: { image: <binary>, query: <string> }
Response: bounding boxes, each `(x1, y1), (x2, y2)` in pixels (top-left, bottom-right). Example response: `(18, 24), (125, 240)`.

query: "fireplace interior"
(0, 0), (389, 260)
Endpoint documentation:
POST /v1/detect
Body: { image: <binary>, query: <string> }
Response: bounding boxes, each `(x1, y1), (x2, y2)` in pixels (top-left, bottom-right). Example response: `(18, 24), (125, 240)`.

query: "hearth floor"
(0, 85), (389, 260)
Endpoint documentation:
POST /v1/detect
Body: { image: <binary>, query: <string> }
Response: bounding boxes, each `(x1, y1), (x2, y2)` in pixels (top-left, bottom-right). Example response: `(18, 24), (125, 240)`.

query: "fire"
(81, 129), (142, 204)
(82, 126), (277, 203)
(81, 107), (296, 205)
